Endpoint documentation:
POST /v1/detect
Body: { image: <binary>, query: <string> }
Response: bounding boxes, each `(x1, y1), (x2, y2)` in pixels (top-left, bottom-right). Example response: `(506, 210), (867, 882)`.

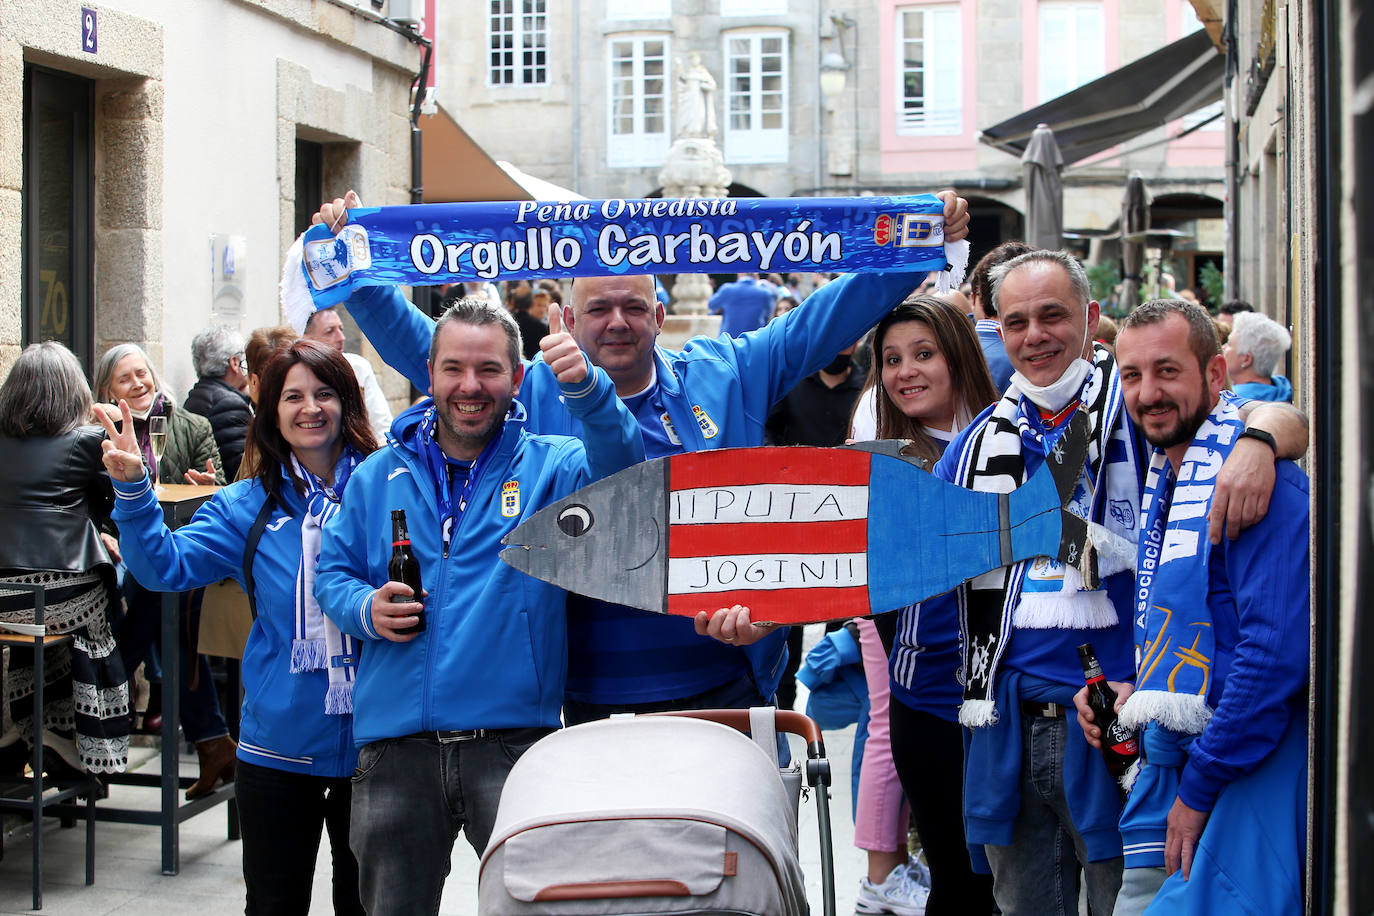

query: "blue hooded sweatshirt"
(1231, 375), (1293, 402)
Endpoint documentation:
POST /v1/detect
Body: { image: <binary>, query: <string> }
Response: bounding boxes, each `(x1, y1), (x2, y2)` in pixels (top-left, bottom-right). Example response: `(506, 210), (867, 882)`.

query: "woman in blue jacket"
(99, 341), (377, 916)
(859, 297), (1000, 916)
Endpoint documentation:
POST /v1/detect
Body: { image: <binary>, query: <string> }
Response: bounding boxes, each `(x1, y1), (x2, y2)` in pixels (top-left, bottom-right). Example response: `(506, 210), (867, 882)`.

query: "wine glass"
(148, 415), (167, 479)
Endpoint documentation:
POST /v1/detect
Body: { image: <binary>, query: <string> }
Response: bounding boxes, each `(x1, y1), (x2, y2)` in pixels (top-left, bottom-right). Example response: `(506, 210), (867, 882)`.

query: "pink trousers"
(852, 619), (910, 852)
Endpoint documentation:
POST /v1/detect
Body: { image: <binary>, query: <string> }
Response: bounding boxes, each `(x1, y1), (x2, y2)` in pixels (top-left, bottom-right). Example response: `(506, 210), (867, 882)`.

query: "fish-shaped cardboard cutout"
(501, 415), (1091, 625)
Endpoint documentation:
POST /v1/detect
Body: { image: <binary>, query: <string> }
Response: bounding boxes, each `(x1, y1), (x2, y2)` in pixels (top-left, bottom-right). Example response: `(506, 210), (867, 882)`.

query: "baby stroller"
(478, 708), (836, 916)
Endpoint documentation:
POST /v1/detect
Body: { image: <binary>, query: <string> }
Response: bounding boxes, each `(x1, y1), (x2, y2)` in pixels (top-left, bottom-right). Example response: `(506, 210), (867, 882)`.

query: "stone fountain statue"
(675, 53), (718, 139)
(658, 53), (732, 318)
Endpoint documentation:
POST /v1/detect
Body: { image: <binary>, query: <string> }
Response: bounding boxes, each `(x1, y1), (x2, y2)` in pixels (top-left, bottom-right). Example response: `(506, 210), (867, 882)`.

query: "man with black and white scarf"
(929, 250), (1307, 916)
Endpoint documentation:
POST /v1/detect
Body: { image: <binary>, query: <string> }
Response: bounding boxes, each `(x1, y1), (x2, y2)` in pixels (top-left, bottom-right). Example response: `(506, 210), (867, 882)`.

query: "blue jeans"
(983, 715), (1123, 916)
(349, 729), (553, 916)
(116, 580), (229, 743)
(236, 760), (362, 916)
(1115, 866), (1166, 916)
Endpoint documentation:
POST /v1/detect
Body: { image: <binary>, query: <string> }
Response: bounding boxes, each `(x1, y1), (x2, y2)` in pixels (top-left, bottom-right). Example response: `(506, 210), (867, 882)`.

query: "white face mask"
(1011, 357), (1093, 412)
(1011, 295), (1095, 412)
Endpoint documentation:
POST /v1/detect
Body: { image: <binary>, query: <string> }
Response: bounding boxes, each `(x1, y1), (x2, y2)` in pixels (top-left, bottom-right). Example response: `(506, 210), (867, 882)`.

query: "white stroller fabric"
(479, 716), (809, 915)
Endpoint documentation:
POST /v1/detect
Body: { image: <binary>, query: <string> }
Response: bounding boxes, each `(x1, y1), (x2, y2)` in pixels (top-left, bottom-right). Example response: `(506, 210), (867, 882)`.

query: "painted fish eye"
(557, 504), (594, 537)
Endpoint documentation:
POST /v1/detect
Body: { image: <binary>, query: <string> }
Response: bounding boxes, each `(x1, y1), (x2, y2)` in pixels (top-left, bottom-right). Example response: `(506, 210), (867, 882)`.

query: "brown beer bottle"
(390, 509), (425, 635)
(1077, 642), (1138, 778)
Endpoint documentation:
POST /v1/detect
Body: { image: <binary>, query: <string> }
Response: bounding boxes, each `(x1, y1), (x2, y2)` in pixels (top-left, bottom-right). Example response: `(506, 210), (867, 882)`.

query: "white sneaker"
(855, 862), (930, 916)
(904, 854), (931, 890)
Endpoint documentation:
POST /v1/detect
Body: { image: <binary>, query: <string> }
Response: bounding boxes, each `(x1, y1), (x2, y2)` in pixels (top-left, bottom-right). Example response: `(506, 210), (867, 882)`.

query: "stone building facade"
(432, 0), (1224, 287)
(2, 0), (419, 407)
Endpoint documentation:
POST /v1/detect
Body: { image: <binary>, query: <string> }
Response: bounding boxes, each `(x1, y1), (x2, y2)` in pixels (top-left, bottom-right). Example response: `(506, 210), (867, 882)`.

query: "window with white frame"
(1037, 1), (1105, 102)
(607, 0), (671, 18)
(606, 35), (671, 167)
(488, 0), (549, 86)
(722, 30), (789, 163)
(1180, 1), (1223, 130)
(896, 5), (963, 135)
(721, 0), (787, 15)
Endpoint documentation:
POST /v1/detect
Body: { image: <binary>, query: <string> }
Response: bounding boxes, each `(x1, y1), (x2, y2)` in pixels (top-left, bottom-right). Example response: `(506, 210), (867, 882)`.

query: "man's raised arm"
(1210, 400), (1310, 543)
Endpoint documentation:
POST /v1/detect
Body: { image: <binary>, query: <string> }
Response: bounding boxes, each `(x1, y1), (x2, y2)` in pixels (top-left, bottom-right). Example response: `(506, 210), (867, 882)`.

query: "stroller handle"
(642, 708), (827, 760)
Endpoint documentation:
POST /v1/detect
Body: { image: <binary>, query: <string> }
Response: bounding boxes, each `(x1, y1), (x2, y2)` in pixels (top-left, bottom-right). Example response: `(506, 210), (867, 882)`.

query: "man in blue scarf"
(924, 250), (1308, 916)
(1077, 299), (1309, 915)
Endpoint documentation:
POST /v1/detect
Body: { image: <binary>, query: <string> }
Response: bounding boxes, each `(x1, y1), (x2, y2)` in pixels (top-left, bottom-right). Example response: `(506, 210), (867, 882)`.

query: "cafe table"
(96, 483), (240, 874)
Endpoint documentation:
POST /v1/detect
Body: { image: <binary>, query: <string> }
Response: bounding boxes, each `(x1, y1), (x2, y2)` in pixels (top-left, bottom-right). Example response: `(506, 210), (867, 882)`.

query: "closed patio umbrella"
(1120, 172), (1151, 310)
(1022, 123), (1065, 251)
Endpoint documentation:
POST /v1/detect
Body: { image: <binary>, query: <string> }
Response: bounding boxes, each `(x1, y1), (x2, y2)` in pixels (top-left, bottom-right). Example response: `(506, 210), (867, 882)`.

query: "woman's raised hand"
(96, 399), (148, 483)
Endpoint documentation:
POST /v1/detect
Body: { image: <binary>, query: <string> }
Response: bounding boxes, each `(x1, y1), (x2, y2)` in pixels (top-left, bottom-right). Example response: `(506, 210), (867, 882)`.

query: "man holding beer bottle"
(314, 298), (642, 916)
(1076, 298), (1310, 915)
(933, 251), (1307, 916)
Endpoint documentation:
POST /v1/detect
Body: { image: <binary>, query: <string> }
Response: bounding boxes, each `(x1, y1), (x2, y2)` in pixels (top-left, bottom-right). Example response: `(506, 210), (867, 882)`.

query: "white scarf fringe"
(1118, 690), (1212, 735)
(959, 698), (999, 728)
(935, 239), (970, 293)
(280, 234), (315, 334)
(1088, 521), (1138, 577)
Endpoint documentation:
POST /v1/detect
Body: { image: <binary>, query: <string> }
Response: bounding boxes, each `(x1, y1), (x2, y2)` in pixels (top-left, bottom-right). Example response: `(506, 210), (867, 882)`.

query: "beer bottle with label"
(389, 509), (425, 635)
(1077, 642), (1137, 778)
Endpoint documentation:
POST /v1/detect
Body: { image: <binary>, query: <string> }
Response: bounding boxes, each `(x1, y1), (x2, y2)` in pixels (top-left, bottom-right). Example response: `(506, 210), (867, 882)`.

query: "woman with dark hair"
(858, 296), (999, 915)
(92, 342), (233, 798)
(99, 340), (377, 915)
(0, 341), (129, 777)
(866, 297), (1000, 463)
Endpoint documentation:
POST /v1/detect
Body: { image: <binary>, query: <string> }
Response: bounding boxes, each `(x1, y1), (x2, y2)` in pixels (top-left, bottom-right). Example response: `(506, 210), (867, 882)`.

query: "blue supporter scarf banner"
(297, 194), (950, 309)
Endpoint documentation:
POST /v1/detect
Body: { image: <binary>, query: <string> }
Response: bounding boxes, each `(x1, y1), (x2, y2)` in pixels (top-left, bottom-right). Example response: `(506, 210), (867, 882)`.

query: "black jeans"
(889, 698), (995, 916)
(115, 580), (228, 743)
(236, 759), (363, 916)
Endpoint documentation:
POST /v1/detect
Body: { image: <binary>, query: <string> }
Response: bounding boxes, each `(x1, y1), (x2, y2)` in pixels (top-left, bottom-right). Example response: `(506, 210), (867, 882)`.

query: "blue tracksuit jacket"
(313, 364), (643, 746)
(111, 471), (358, 777)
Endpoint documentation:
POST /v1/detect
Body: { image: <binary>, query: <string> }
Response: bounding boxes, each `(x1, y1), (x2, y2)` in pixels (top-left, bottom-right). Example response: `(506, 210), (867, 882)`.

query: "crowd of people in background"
(0, 183), (1308, 916)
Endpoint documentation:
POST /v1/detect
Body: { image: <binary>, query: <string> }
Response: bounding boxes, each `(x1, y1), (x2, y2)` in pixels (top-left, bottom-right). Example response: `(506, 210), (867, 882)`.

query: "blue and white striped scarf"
(952, 345), (1144, 727)
(290, 450), (362, 715)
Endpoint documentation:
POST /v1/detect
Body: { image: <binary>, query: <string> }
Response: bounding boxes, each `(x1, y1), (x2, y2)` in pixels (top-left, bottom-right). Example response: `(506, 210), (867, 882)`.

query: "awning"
(978, 30), (1223, 165)
(420, 105), (580, 202)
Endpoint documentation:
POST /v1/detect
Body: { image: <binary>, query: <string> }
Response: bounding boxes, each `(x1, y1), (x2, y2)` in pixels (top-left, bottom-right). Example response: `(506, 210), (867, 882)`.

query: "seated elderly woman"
(92, 343), (233, 799)
(0, 342), (129, 777)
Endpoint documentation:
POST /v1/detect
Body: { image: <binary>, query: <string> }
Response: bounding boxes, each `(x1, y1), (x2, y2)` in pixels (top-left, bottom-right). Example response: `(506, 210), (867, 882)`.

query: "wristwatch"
(1238, 427), (1278, 457)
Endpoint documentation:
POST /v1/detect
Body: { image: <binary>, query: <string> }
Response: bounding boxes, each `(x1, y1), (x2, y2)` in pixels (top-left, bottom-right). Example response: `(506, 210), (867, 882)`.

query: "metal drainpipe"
(572, 0), (582, 194)
(410, 37), (433, 206)
(1223, 0), (1240, 301)
(815, 3), (826, 195)
(850, 15), (859, 190)
(1310, 0), (1341, 910)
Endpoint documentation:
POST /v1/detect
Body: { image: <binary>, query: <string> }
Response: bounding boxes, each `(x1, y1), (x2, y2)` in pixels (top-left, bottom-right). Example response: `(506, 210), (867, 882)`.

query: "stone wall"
(0, 0), (418, 414)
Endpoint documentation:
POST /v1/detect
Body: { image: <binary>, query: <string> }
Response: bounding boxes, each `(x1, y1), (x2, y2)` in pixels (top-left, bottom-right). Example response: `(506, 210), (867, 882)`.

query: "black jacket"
(183, 377), (252, 479)
(513, 310), (549, 361)
(0, 426), (114, 575)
